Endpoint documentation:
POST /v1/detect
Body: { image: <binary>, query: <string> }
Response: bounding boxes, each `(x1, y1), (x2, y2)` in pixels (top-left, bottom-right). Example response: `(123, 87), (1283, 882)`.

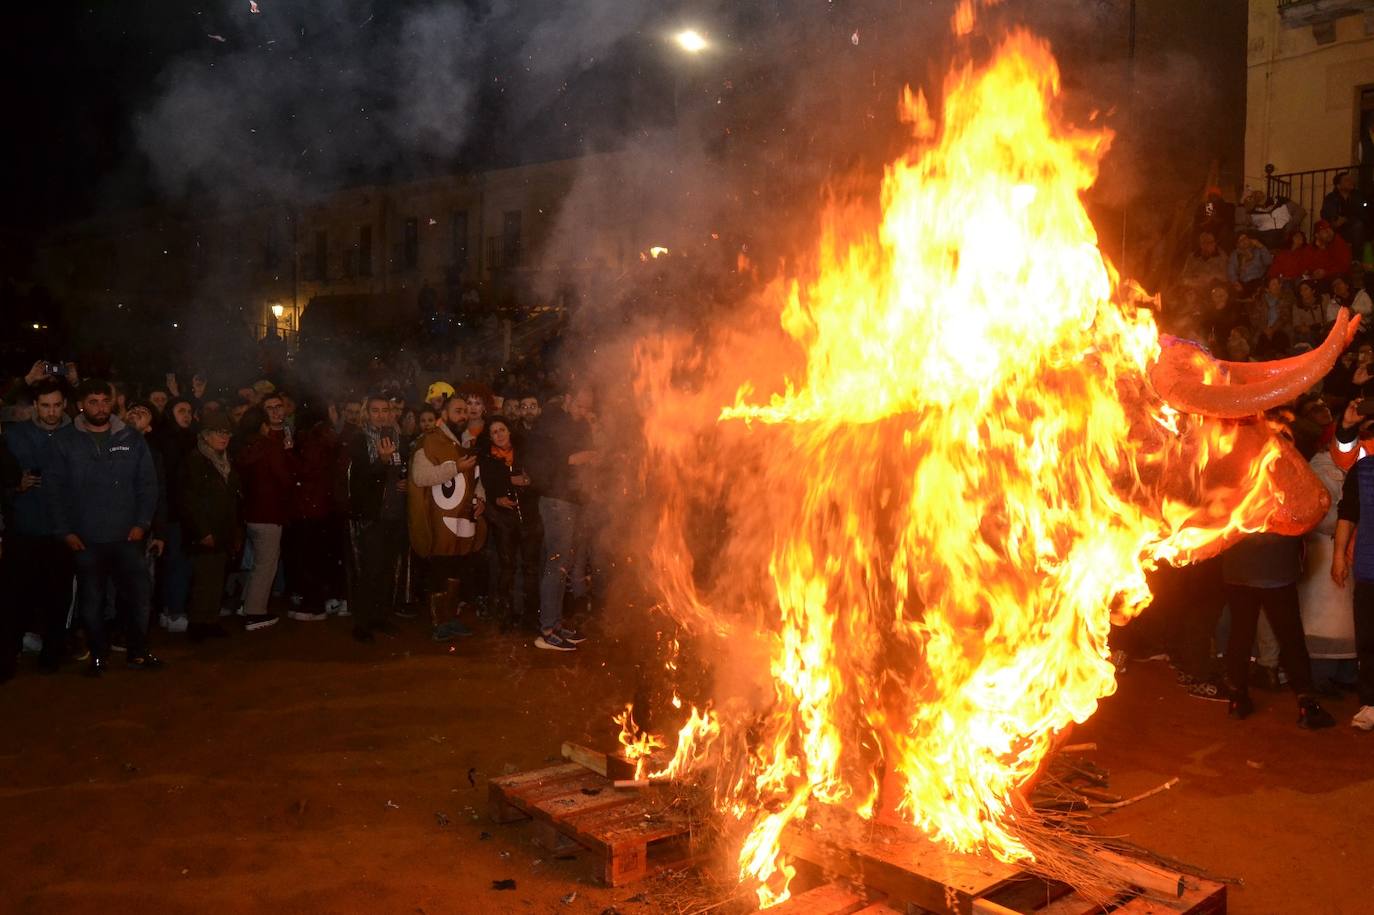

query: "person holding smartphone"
(3, 377), (73, 673)
(344, 393), (411, 642)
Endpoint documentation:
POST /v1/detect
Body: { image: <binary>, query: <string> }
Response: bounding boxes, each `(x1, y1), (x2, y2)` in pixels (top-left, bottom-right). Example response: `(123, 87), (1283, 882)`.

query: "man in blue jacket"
(46, 379), (163, 675)
(4, 377), (74, 673)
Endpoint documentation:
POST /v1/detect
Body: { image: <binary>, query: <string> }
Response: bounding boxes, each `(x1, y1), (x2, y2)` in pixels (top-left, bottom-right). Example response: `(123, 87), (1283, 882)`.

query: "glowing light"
(271, 304), (285, 318)
(675, 29), (708, 54)
(650, 246), (669, 258)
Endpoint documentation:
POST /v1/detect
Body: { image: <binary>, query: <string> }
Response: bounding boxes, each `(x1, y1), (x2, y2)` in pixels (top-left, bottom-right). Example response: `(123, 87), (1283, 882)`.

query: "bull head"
(1148, 307), (1360, 548)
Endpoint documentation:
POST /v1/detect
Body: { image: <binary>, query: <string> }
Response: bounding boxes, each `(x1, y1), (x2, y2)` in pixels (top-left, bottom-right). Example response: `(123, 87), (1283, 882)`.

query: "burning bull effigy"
(621, 9), (1355, 909)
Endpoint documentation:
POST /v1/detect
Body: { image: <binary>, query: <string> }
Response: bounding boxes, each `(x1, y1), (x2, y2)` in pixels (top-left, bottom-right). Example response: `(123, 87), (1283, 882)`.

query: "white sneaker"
(165, 615), (189, 634)
(325, 598), (351, 618)
(21, 632), (42, 654)
(1351, 706), (1374, 731)
(287, 609), (328, 622)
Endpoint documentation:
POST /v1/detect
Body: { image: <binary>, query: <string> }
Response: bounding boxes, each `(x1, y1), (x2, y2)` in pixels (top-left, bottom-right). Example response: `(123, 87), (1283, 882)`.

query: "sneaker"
(244, 614), (278, 631)
(235, 604), (247, 617)
(126, 654), (165, 671)
(109, 641), (127, 653)
(290, 594), (304, 608)
(1187, 678), (1227, 702)
(1227, 690), (1254, 720)
(164, 616), (188, 634)
(219, 605), (235, 618)
(393, 605), (419, 620)
(535, 631), (577, 652)
(352, 624), (375, 643)
(1351, 706), (1374, 731)
(287, 609), (328, 622)
(372, 619), (401, 637)
(556, 626), (587, 645)
(21, 632), (43, 654)
(326, 598), (351, 618)
(1298, 698), (1335, 730)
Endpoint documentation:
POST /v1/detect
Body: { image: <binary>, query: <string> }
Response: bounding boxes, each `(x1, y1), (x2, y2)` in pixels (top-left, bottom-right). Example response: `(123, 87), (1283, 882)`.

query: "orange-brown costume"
(407, 427), (487, 559)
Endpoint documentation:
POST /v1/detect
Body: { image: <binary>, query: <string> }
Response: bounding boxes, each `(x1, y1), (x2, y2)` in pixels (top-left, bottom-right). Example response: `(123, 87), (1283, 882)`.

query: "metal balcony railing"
(1264, 163), (1360, 237)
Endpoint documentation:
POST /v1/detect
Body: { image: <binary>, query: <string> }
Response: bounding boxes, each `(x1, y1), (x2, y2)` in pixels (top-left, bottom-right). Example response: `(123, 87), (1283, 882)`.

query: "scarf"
(198, 438), (232, 481)
(490, 443), (515, 467)
(363, 424), (398, 463)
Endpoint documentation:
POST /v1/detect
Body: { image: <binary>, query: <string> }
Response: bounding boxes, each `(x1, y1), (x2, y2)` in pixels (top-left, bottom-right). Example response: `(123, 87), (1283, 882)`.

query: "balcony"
(1275, 0), (1374, 29)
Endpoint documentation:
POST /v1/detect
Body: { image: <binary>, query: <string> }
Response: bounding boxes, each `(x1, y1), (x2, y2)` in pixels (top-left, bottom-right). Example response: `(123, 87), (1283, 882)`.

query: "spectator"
(1267, 230), (1311, 281)
(284, 404), (341, 623)
(1348, 265), (1374, 316)
(181, 412), (241, 642)
(1308, 220), (1353, 281)
(148, 388), (170, 416)
(1180, 231), (1229, 293)
(234, 399), (294, 632)
(409, 394), (486, 640)
(2, 377), (73, 673)
(416, 405), (438, 440)
(459, 389), (487, 447)
(0, 428), (21, 682)
(1227, 231), (1273, 297)
(345, 394), (409, 642)
(1299, 437), (1357, 691)
(46, 379), (162, 676)
(517, 394), (542, 433)
(1221, 529), (1334, 728)
(477, 415), (542, 630)
(1194, 186), (1236, 251)
(526, 387), (597, 652)
(1203, 282), (1245, 349)
(1251, 276), (1291, 359)
(152, 397), (198, 631)
(1320, 170), (1369, 257)
(1239, 186), (1305, 249)
(1291, 279), (1325, 343)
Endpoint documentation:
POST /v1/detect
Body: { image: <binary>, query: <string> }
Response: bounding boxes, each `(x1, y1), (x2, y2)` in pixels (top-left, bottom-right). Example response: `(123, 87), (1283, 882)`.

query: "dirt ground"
(3, 606), (1372, 915)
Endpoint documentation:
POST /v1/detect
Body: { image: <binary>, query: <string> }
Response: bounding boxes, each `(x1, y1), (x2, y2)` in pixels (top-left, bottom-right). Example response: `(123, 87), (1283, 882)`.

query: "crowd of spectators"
(0, 346), (602, 682)
(1128, 170), (1374, 731)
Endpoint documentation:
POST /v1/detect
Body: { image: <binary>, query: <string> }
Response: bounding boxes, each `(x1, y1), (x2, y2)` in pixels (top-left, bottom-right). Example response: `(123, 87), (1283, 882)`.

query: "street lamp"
(675, 29), (708, 54)
(271, 304), (285, 318)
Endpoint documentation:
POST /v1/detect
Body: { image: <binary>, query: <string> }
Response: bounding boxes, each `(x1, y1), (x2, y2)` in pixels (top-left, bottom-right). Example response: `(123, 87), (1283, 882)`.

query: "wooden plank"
(489, 761), (586, 790)
(768, 883), (870, 915)
(1029, 889), (1118, 915)
(506, 770), (621, 811)
(561, 741), (637, 779)
(562, 800), (690, 852)
(785, 826), (1020, 915)
(1111, 877), (1226, 915)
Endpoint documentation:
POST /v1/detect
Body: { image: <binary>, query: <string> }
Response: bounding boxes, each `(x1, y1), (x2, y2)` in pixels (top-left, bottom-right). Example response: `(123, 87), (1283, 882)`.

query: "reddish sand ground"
(2, 608), (1371, 915)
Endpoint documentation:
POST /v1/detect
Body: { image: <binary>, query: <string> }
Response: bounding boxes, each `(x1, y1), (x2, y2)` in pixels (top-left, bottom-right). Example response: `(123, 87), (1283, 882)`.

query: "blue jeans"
(75, 541), (151, 660)
(159, 522), (192, 616)
(538, 498), (585, 633)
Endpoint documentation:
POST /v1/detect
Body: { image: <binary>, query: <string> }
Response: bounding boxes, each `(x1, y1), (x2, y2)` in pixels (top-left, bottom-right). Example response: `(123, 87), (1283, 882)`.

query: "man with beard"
(345, 394), (410, 642)
(2, 377), (73, 673)
(46, 380), (162, 676)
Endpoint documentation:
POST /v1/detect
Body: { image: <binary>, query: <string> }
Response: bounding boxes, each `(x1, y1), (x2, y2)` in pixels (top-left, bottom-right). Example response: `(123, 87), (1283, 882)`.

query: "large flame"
(627, 19), (1289, 909)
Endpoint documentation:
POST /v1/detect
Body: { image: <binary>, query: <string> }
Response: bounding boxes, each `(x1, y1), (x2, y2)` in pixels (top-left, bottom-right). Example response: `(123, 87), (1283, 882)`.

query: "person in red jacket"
(1308, 220), (1353, 281)
(284, 404), (343, 623)
(234, 397), (295, 631)
(1267, 229), (1312, 281)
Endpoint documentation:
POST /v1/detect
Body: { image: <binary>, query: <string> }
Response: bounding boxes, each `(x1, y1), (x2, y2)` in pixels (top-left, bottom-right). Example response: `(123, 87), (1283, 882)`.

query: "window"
(404, 217), (419, 269)
(450, 210), (468, 270)
(502, 210), (522, 267)
(314, 230), (327, 282)
(359, 224), (373, 277)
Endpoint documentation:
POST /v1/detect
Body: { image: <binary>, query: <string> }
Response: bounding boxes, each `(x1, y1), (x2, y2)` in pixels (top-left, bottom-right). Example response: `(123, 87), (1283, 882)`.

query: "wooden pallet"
(784, 827), (1226, 915)
(488, 761), (696, 886)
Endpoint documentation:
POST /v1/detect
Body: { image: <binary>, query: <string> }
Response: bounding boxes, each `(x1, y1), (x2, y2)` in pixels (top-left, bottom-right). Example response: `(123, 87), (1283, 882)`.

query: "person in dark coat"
(181, 412), (242, 641)
(284, 405), (342, 622)
(476, 415), (542, 630)
(153, 397), (198, 627)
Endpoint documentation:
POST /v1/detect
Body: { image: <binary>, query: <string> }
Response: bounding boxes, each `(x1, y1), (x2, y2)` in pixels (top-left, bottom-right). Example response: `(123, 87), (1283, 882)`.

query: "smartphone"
(44, 361), (64, 375)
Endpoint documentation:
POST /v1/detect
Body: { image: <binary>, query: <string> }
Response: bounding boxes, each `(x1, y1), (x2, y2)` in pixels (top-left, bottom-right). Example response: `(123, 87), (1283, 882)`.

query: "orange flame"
(627, 15), (1293, 909)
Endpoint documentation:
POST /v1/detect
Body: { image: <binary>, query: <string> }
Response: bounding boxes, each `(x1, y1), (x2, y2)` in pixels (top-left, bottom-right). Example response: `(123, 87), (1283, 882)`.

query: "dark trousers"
(285, 518), (341, 613)
(5, 535), (74, 666)
(74, 541), (151, 660)
(187, 550), (229, 625)
(1352, 582), (1374, 705)
(356, 518), (407, 627)
(487, 506), (543, 620)
(1123, 556), (1224, 677)
(1224, 583), (1313, 696)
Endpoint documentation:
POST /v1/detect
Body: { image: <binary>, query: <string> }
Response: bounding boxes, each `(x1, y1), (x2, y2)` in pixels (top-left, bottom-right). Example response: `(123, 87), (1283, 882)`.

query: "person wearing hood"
(2, 377), (74, 673)
(46, 379), (162, 676)
(151, 396), (198, 631)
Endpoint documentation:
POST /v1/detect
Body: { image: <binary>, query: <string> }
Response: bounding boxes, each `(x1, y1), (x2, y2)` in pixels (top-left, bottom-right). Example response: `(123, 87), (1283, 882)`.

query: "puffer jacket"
(46, 414), (158, 543)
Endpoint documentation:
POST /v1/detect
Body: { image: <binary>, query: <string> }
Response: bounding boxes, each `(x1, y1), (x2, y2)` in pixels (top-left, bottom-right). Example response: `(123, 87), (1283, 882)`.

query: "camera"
(44, 361), (64, 375)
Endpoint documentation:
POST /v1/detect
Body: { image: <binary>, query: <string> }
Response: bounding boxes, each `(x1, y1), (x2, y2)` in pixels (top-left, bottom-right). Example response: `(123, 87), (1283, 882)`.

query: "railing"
(1264, 163), (1358, 238)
